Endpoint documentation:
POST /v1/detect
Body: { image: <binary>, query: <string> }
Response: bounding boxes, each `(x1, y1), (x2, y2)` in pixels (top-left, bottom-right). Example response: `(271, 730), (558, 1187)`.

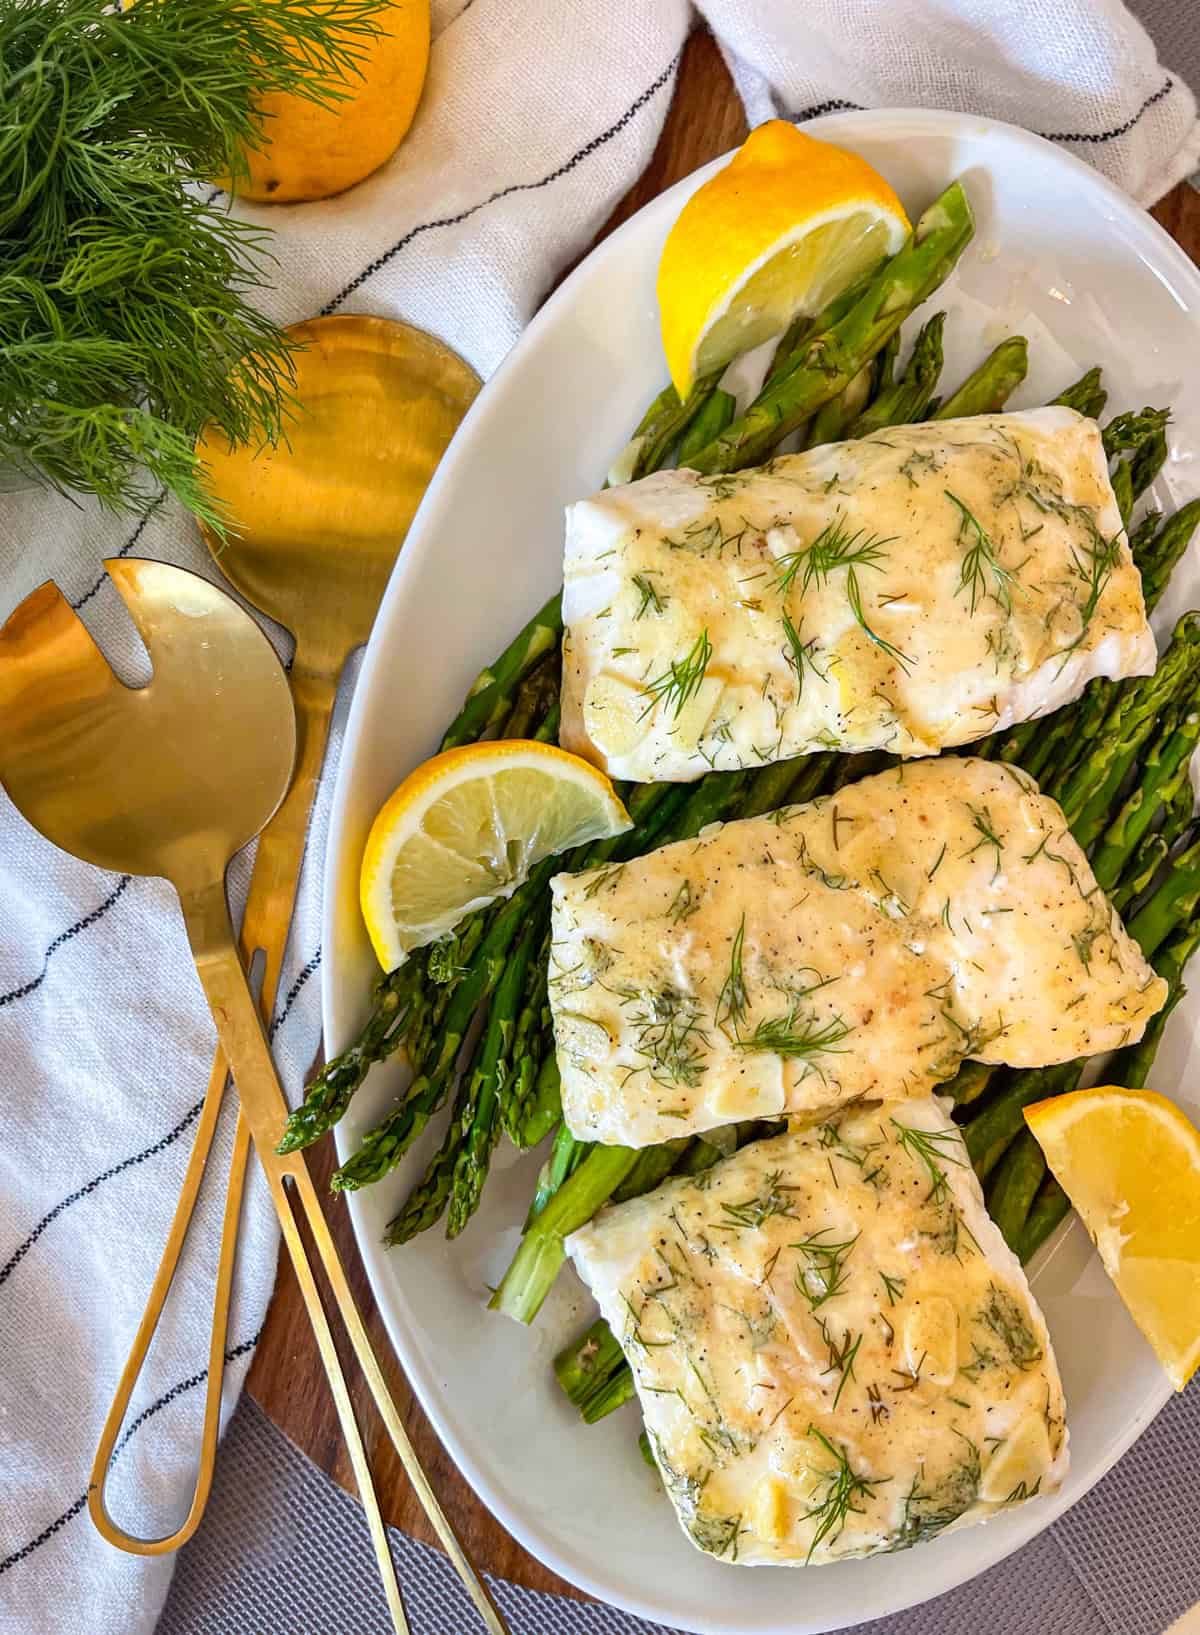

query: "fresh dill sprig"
(945, 489), (1014, 614)
(667, 880), (700, 923)
(891, 1119), (968, 1203)
(640, 629), (712, 719)
(773, 515), (910, 669)
(1072, 527), (1122, 635)
(979, 1283), (1044, 1370)
(845, 568), (914, 669)
(774, 516), (894, 595)
(632, 572), (667, 618)
(1007, 439), (1123, 648)
(688, 1510), (743, 1559)
(718, 1170), (801, 1230)
(0, 0), (389, 528)
(879, 1270), (906, 1307)
(818, 1122), (867, 1167)
(894, 1436), (980, 1548)
(780, 610), (819, 694)
(792, 1229), (859, 1309)
(802, 1426), (884, 1560)
(715, 915), (749, 1036)
(734, 1005), (851, 1061)
(582, 863), (625, 899)
(818, 1320), (863, 1409)
(626, 988), (709, 1089)
(965, 804), (1005, 879)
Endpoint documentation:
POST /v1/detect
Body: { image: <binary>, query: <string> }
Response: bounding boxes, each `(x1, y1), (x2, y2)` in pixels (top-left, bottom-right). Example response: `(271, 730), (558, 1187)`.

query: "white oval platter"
(323, 109), (1200, 1634)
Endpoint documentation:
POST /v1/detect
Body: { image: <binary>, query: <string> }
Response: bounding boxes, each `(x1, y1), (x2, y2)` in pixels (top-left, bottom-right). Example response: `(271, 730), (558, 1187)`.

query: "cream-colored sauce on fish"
(565, 1099), (1069, 1567)
(560, 408), (1154, 783)
(549, 758), (1165, 1147)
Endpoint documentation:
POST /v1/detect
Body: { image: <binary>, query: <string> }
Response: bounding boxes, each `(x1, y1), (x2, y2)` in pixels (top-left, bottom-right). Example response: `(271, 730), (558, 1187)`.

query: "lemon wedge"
(360, 741), (631, 971)
(1025, 1086), (1200, 1389)
(657, 121), (910, 397)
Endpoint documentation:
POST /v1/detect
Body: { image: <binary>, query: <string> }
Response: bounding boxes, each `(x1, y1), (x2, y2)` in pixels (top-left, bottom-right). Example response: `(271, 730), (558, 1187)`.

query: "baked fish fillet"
(566, 1099), (1068, 1567)
(549, 757), (1165, 1147)
(560, 407), (1153, 782)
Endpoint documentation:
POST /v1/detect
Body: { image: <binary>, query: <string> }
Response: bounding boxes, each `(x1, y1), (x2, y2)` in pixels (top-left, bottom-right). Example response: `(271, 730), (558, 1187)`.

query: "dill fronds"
(0, 0), (389, 529)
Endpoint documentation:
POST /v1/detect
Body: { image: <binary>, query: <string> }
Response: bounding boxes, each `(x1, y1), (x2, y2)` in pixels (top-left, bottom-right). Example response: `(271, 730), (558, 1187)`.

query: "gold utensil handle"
(89, 663), (336, 1556)
(182, 876), (510, 1635)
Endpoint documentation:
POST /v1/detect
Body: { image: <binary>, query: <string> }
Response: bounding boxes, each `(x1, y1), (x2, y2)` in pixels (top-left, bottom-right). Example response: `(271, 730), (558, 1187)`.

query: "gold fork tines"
(0, 560), (504, 1635)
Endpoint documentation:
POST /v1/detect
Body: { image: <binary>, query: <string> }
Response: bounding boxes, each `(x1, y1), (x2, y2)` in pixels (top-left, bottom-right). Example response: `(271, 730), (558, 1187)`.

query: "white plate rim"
(322, 106), (1200, 1632)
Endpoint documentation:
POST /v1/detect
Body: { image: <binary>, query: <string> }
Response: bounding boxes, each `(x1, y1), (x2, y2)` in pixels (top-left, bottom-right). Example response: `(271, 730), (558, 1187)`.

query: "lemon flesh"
(1026, 1086), (1200, 1389)
(657, 121), (910, 396)
(360, 742), (630, 971)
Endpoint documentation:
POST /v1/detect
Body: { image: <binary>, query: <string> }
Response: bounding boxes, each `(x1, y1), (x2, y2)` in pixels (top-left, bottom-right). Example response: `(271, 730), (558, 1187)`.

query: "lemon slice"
(657, 121), (910, 397)
(360, 741), (631, 971)
(1025, 1086), (1200, 1389)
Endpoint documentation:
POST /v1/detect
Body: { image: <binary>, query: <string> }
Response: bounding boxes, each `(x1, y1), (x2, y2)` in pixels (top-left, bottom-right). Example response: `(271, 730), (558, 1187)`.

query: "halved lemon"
(360, 741), (631, 971)
(657, 121), (910, 397)
(1024, 1086), (1200, 1389)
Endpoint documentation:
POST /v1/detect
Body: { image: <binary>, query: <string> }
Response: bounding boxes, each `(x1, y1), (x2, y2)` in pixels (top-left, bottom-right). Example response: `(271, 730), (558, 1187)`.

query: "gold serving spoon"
(84, 315), (478, 1559)
(0, 559), (506, 1635)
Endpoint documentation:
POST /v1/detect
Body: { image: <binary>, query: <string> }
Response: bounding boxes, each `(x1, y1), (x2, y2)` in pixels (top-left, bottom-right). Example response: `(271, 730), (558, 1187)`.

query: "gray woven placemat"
(159, 1388), (1200, 1635)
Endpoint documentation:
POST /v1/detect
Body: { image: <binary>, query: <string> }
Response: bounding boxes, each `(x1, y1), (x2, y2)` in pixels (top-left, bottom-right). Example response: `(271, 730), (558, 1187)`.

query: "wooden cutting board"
(247, 23), (1200, 1602)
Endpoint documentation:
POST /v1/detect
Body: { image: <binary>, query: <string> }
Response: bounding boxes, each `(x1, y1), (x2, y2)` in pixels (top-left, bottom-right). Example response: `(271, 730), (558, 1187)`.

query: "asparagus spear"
(611, 1139), (691, 1204)
(1127, 830), (1200, 956)
(963, 1061), (1081, 1177)
(1052, 366), (1107, 420)
(440, 592), (563, 751)
(677, 388), (736, 466)
(490, 1143), (640, 1324)
(845, 311), (945, 436)
(985, 1128), (1047, 1253)
(554, 1318), (635, 1423)
(1110, 831), (1169, 916)
(276, 959), (424, 1154)
(329, 858), (560, 1190)
(1131, 424), (1169, 506)
(872, 328), (902, 396)
(526, 1117), (590, 1227)
(1129, 506), (1161, 560)
(1089, 701), (1200, 890)
(382, 1059), (475, 1247)
(1055, 615), (1200, 849)
(1138, 499), (1200, 613)
(805, 359), (875, 448)
(944, 1060), (993, 1106)
(628, 372), (723, 481)
(764, 259), (889, 386)
(499, 654), (562, 740)
(932, 335), (1028, 420)
(499, 927), (553, 1147)
(1111, 458), (1135, 529)
(685, 181), (976, 473)
(1017, 1177), (1072, 1264)
(735, 756), (812, 820)
(1106, 910), (1200, 1088)
(443, 912), (545, 1237)
(1102, 406), (1170, 460)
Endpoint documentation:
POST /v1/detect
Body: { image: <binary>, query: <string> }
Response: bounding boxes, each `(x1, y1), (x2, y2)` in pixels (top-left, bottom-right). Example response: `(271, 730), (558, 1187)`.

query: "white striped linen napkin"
(0, 3), (1195, 1633)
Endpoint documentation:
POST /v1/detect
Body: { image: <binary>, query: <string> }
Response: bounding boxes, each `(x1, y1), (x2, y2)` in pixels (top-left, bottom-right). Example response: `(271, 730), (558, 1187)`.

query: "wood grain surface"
(247, 19), (1200, 1603)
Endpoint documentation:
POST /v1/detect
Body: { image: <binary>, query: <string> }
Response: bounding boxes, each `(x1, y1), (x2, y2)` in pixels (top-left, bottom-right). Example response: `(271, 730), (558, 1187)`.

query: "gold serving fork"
(82, 314), (478, 1562)
(0, 559), (506, 1635)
